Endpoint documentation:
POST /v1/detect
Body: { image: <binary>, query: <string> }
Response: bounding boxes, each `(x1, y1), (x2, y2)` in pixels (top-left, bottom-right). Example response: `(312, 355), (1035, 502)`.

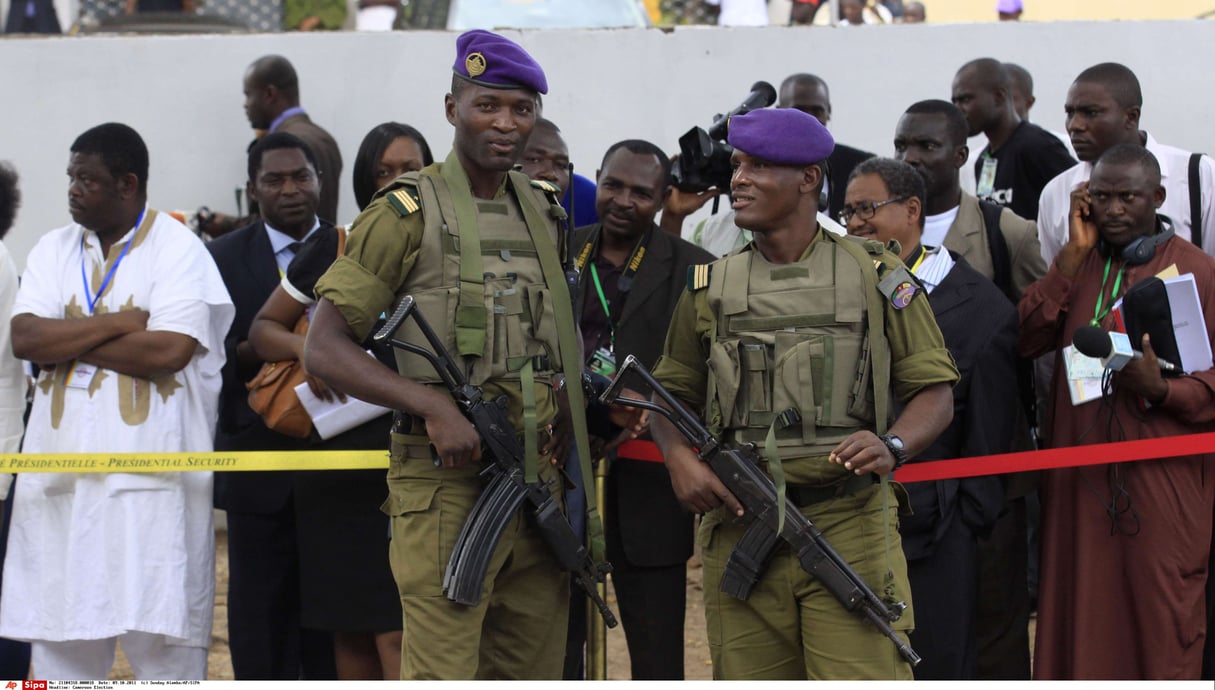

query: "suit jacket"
(574, 224), (715, 567)
(901, 255), (1014, 560)
(276, 113), (343, 225)
(943, 192), (1046, 301)
(826, 142), (875, 221)
(207, 220), (331, 513)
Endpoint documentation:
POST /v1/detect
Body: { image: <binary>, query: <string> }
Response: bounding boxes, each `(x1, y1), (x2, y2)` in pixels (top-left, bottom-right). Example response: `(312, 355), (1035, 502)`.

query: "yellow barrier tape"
(0, 450), (390, 473)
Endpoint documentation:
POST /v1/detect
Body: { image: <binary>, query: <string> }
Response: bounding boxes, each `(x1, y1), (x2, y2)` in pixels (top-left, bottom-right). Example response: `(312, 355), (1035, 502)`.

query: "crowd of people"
(0, 25), (1212, 683)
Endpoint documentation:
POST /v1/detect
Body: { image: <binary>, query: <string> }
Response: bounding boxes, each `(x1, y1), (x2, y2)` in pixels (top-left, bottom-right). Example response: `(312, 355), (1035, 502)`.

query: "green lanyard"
(584, 227), (652, 353)
(1091, 255), (1126, 327)
(589, 262), (616, 352)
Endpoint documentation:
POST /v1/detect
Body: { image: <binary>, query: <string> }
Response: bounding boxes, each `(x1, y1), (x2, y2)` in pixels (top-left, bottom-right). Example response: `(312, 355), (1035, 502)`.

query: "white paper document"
(294, 371), (391, 440)
(1162, 274), (1213, 373)
(1114, 273), (1212, 374)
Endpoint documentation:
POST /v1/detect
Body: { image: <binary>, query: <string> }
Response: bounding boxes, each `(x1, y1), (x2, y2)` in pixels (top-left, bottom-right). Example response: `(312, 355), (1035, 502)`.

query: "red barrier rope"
(893, 431), (1215, 483)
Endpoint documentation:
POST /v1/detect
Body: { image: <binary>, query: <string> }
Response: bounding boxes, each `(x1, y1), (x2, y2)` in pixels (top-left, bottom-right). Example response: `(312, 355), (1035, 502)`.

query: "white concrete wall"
(2, 20), (1213, 270)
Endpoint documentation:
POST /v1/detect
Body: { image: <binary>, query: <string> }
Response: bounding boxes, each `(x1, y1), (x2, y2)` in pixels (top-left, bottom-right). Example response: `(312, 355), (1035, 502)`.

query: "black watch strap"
(879, 433), (909, 471)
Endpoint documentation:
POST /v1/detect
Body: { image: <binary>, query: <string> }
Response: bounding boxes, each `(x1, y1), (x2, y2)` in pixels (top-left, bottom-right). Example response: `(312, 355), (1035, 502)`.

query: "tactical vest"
(704, 233), (892, 477)
(387, 165), (566, 389)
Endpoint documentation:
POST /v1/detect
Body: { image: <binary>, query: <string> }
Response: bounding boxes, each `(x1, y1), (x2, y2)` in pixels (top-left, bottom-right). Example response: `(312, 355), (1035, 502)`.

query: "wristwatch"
(879, 433), (908, 470)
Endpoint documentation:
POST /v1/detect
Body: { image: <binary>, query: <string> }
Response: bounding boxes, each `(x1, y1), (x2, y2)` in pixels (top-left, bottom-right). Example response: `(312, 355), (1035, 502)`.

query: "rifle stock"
(601, 354), (920, 666)
(373, 296), (618, 628)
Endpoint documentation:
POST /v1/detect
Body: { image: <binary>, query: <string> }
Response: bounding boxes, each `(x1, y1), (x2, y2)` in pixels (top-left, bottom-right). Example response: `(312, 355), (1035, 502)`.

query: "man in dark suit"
(777, 73), (875, 221)
(204, 56), (344, 238)
(894, 100), (1044, 679)
(567, 140), (714, 679)
(243, 55), (343, 224)
(843, 157), (1016, 679)
(207, 132), (335, 680)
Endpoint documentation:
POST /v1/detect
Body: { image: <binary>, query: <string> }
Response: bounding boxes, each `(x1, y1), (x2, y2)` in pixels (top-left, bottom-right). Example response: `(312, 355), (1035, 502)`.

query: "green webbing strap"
(439, 153), (487, 358)
(835, 237), (898, 599)
(520, 358), (539, 484)
(764, 421), (787, 535)
(508, 171), (605, 561)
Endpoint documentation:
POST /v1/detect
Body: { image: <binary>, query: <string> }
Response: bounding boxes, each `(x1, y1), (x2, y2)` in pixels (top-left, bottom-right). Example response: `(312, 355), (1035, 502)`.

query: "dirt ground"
(111, 529), (713, 680)
(111, 530), (1029, 681)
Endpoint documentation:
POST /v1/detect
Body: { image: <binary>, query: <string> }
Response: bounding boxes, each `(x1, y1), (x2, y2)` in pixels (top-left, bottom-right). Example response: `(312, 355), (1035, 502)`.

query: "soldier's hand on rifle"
(608, 387), (649, 434)
(423, 397), (482, 468)
(666, 445), (744, 517)
(829, 431), (895, 475)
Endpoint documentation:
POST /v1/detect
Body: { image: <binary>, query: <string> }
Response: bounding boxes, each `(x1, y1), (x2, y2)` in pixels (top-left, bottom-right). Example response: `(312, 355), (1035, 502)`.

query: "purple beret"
(453, 30), (548, 95)
(727, 108), (835, 165)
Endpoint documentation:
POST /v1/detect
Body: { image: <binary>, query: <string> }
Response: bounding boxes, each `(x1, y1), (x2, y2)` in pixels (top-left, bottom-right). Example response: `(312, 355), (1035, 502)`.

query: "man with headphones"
(1019, 144), (1215, 680)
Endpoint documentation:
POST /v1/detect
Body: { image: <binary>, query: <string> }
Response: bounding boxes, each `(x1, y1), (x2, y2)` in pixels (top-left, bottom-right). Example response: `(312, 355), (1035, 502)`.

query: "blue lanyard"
(80, 209), (144, 315)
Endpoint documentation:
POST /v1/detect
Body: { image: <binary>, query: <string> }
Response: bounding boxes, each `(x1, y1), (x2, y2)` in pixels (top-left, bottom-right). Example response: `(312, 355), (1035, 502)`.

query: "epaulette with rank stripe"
(530, 179), (561, 195)
(386, 187), (421, 217)
(687, 264), (712, 292)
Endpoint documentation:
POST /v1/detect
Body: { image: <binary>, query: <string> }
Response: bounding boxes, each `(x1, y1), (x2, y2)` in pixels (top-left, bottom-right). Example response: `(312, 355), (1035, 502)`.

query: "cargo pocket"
(525, 285), (561, 368)
(846, 333), (877, 425)
(774, 331), (825, 444)
(707, 339), (742, 428)
(394, 286), (459, 384)
(488, 275), (527, 374)
(382, 480), (443, 596)
(739, 340), (771, 426)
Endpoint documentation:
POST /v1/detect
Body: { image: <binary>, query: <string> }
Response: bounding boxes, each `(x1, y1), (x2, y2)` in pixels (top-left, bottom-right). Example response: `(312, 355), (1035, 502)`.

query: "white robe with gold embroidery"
(0, 209), (233, 646)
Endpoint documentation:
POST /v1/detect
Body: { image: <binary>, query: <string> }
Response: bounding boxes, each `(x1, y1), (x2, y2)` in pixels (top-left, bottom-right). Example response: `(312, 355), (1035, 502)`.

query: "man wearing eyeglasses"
(843, 157), (1015, 680)
(894, 99), (1044, 680)
(650, 108), (959, 679)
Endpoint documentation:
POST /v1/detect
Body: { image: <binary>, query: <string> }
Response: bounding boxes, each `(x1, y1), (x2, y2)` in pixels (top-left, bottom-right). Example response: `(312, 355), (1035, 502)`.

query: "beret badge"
(465, 52), (487, 78)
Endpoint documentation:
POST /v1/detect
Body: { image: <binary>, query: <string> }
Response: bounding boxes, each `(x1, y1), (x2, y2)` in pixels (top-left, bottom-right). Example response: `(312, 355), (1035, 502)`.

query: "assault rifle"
(600, 355), (919, 666)
(372, 296), (618, 628)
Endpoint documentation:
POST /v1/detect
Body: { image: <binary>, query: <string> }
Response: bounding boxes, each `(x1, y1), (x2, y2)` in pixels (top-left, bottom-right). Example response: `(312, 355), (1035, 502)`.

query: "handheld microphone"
(1072, 325), (1180, 373)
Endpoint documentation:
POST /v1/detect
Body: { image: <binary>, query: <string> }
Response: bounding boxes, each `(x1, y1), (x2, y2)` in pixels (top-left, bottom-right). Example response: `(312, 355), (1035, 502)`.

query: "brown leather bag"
(245, 313), (312, 438)
(244, 227), (346, 439)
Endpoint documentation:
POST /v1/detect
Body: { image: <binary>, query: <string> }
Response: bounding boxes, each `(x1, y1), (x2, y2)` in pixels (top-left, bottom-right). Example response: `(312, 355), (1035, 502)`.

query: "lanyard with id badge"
(976, 153), (999, 198)
(579, 227), (650, 380)
(69, 209), (143, 389)
(1063, 255), (1128, 405)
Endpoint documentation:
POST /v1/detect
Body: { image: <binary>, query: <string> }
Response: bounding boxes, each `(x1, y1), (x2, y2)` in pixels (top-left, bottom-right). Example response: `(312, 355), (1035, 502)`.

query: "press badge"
(1063, 345), (1105, 406)
(976, 156), (998, 198)
(63, 360), (99, 389)
(588, 346), (617, 378)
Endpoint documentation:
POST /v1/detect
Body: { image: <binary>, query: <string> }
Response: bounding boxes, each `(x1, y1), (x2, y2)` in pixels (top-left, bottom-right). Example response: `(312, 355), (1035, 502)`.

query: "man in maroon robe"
(1019, 144), (1215, 679)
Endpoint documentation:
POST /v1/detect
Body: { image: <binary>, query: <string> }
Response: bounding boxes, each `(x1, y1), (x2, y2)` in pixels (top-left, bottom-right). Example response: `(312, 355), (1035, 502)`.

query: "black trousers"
(974, 497), (1031, 679)
(906, 513), (979, 680)
(225, 504), (336, 680)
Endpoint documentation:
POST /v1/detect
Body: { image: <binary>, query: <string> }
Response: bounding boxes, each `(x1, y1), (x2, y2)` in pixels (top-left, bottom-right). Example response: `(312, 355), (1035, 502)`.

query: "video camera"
(671, 81), (778, 193)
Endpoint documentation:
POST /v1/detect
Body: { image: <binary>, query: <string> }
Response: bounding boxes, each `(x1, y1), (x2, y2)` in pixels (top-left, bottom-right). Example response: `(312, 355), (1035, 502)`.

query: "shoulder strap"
(978, 199), (1014, 304)
(832, 236), (891, 436)
(506, 170), (606, 568)
(433, 161), (487, 359)
(1189, 153), (1204, 250)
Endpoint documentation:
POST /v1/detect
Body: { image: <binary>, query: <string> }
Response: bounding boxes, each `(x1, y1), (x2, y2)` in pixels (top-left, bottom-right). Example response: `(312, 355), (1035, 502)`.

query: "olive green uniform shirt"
(313, 161), (559, 433)
(654, 226), (958, 465)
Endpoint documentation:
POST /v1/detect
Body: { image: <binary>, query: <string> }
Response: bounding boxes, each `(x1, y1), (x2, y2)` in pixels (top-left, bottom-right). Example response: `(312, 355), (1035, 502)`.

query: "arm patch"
(876, 264), (924, 309)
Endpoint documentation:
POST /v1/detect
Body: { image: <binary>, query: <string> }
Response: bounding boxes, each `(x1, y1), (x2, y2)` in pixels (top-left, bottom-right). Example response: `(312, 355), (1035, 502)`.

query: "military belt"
(786, 473), (878, 507)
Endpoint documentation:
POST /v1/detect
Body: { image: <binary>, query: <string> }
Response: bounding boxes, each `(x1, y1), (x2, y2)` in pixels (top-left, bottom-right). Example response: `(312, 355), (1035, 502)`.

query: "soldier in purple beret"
(305, 30), (602, 680)
(649, 105), (959, 678)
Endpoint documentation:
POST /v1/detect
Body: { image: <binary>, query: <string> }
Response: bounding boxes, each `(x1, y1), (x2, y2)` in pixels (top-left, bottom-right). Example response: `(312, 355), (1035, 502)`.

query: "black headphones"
(1097, 215), (1175, 265)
